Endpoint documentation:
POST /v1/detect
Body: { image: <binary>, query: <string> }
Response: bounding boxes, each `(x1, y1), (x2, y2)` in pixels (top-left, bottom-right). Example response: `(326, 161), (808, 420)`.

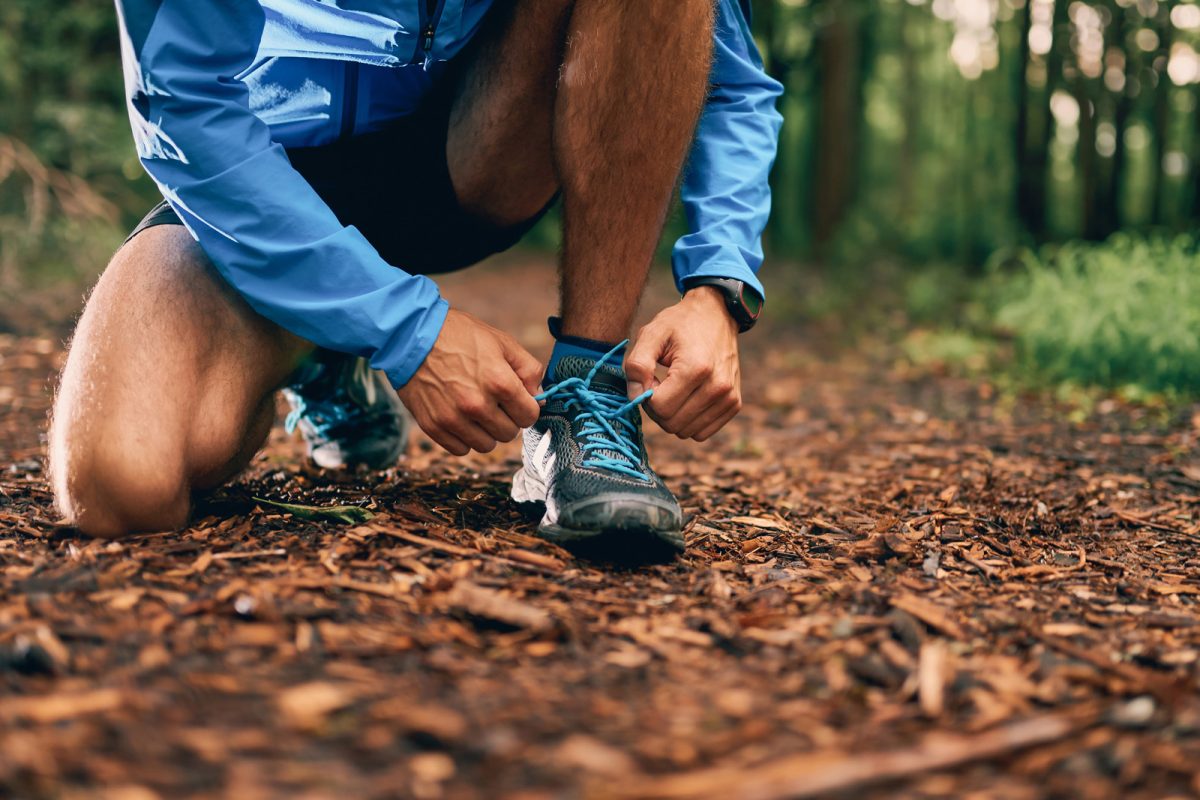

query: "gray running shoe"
(511, 343), (684, 560)
(282, 352), (409, 470)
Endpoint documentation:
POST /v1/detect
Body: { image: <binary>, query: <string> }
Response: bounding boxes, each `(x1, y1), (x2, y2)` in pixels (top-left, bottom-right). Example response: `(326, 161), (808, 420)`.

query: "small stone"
(233, 594), (257, 618)
(1110, 696), (1156, 728)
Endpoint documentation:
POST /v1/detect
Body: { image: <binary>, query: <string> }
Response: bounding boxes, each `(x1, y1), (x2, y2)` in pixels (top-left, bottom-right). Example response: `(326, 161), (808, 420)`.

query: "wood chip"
(627, 708), (1101, 799)
(441, 581), (554, 632)
(890, 594), (967, 640)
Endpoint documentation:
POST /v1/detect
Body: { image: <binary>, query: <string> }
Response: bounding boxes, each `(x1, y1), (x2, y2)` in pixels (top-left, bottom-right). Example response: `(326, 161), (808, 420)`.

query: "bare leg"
(49, 227), (310, 537)
(447, 0), (571, 228)
(556, 1), (713, 342)
(448, 0), (715, 343)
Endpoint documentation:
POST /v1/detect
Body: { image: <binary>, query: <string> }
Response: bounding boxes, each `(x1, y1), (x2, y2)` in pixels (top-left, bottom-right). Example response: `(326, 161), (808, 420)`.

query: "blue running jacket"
(115, 0), (784, 387)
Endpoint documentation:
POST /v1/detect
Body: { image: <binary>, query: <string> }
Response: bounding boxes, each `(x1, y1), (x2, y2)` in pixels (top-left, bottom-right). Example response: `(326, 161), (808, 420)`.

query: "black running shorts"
(124, 79), (555, 276)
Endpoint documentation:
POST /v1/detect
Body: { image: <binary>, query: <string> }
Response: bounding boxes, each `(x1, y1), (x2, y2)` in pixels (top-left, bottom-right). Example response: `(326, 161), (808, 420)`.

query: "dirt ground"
(2, 254), (1199, 799)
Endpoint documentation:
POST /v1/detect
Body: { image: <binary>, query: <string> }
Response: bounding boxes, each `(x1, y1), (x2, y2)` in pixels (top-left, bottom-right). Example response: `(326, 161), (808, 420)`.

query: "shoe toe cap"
(557, 492), (682, 533)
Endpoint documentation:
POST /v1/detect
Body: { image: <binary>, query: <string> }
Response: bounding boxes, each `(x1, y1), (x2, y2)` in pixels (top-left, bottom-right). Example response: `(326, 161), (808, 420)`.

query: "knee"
(51, 441), (189, 540)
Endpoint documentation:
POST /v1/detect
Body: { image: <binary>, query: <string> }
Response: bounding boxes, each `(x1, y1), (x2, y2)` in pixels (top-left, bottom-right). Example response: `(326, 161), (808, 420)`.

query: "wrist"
(681, 277), (763, 333)
(683, 285), (738, 332)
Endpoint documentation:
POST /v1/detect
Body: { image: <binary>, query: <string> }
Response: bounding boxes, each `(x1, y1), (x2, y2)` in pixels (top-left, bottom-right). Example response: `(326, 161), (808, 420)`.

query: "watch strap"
(683, 277), (763, 332)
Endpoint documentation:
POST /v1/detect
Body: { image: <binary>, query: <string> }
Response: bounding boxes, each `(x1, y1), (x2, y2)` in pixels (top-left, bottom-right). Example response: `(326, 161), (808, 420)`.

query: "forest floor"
(2, 255), (1199, 799)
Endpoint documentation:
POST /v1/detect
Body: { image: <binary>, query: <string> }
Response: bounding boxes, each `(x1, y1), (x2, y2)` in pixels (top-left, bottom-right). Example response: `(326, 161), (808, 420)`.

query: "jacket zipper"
(339, 61), (359, 140)
(416, 0), (446, 63)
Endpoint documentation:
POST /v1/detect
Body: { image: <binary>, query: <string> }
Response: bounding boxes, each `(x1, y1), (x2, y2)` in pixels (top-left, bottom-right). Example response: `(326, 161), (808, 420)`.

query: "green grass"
(992, 234), (1200, 396)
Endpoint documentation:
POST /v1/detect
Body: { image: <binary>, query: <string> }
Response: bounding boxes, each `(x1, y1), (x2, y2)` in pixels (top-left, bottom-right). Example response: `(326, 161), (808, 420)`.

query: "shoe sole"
(538, 512), (685, 565)
(513, 460), (684, 563)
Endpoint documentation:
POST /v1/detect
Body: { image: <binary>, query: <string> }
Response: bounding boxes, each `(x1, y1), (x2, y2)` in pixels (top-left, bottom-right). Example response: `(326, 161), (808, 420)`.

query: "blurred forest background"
(1, 0), (1199, 394)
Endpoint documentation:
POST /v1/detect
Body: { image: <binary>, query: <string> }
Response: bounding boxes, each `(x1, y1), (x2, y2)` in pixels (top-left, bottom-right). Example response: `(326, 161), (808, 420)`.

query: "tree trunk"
(1095, 2), (1128, 236)
(811, 0), (863, 249)
(899, 0), (919, 224)
(1193, 83), (1200, 221)
(1150, 12), (1173, 227)
(1076, 77), (1101, 240)
(1014, 0), (1044, 239)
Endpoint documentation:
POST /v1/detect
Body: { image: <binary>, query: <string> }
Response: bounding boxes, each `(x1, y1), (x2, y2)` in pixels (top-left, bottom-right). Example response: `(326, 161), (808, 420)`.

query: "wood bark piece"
(627, 708), (1101, 800)
(0, 688), (125, 723)
(918, 640), (948, 718)
(890, 594), (967, 640)
(441, 580), (554, 633)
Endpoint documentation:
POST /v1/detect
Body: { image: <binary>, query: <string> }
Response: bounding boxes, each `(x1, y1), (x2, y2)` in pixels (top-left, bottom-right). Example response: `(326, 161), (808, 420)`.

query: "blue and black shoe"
(510, 342), (684, 561)
(282, 351), (410, 470)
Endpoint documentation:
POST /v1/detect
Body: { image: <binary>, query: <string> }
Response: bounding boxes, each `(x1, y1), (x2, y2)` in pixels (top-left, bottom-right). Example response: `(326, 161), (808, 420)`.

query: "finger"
(642, 379), (696, 433)
(625, 326), (669, 398)
(675, 378), (738, 438)
(694, 403), (742, 442)
(430, 428), (471, 457)
(500, 393), (540, 429)
(668, 389), (725, 439)
(646, 363), (709, 423)
(678, 395), (738, 440)
(499, 335), (544, 396)
(456, 389), (519, 445)
(446, 417), (498, 454)
(410, 407), (470, 457)
(474, 403), (521, 444)
(647, 390), (702, 435)
(493, 373), (541, 428)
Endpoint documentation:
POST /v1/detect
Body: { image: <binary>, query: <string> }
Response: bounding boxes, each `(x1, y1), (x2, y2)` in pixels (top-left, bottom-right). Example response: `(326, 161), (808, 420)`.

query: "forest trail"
(2, 256), (1199, 799)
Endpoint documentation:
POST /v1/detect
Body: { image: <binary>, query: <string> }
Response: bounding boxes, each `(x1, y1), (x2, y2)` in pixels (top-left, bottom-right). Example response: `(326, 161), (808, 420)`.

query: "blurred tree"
(2, 0), (1199, 287)
(1016, 0), (1047, 238)
(812, 0), (866, 247)
(1151, 2), (1173, 225)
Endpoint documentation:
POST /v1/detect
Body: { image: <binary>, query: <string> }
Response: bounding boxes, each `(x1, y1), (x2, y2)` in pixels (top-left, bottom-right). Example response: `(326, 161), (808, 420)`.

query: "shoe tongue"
(553, 355), (628, 396)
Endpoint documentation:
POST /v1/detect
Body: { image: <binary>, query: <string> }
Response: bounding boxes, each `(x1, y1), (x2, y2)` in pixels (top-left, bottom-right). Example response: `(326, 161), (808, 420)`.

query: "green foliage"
(900, 328), (993, 373)
(0, 135), (125, 292)
(0, 1), (154, 292)
(993, 234), (1200, 394)
(253, 497), (376, 524)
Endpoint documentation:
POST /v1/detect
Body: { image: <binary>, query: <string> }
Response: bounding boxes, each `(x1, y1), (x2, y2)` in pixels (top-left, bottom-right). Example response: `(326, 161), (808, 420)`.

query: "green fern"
(993, 234), (1200, 394)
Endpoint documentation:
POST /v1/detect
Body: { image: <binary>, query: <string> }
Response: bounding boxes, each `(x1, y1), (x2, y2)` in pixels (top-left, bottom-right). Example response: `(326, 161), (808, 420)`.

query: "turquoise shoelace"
(284, 392), (352, 436)
(284, 397), (308, 435)
(535, 341), (653, 482)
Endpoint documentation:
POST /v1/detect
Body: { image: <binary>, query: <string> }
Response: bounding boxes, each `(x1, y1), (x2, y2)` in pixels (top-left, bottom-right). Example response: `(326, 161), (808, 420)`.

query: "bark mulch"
(2, 259), (1199, 799)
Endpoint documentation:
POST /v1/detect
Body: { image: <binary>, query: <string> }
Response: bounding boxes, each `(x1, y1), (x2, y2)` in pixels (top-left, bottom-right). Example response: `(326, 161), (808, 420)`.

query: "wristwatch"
(682, 277), (764, 333)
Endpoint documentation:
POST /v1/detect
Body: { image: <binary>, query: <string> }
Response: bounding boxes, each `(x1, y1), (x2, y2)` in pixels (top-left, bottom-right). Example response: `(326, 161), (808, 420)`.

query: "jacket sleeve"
(672, 0), (784, 301)
(115, 0), (447, 388)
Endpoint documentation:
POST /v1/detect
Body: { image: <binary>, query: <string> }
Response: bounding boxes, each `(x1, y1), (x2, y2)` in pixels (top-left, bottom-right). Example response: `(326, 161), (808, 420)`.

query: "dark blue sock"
(545, 317), (623, 386)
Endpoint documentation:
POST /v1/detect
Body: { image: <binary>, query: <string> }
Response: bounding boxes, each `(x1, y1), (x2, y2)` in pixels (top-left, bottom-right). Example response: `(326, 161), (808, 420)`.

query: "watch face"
(739, 285), (764, 318)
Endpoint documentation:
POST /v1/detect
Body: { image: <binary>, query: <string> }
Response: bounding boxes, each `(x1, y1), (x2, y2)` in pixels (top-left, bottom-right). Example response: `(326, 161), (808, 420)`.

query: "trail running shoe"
(282, 352), (410, 470)
(511, 343), (684, 560)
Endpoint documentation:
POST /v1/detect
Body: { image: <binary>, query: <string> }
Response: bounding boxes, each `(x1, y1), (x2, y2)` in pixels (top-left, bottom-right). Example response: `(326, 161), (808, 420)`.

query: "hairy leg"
(447, 0), (714, 343)
(49, 227), (310, 537)
(447, 0), (572, 228)
(555, 0), (713, 341)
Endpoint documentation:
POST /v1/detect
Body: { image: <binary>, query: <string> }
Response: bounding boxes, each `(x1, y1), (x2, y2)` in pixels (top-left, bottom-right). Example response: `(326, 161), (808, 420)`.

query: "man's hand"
(624, 286), (741, 442)
(398, 309), (542, 456)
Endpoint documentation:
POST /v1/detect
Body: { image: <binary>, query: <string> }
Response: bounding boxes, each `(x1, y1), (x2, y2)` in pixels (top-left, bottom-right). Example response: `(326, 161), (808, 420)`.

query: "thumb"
(625, 325), (669, 399)
(499, 335), (544, 396)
